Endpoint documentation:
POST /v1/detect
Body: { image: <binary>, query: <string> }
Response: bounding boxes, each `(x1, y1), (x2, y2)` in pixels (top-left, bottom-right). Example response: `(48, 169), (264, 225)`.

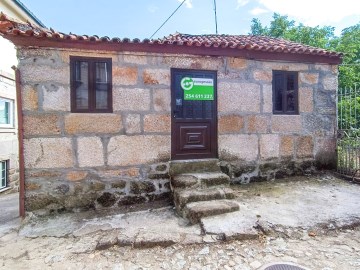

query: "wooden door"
(171, 68), (218, 160)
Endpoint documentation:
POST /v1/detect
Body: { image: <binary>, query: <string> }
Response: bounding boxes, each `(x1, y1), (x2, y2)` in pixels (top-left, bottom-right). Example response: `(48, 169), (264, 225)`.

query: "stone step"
(171, 172), (230, 190)
(183, 200), (240, 224)
(174, 187), (235, 211)
(169, 159), (220, 176)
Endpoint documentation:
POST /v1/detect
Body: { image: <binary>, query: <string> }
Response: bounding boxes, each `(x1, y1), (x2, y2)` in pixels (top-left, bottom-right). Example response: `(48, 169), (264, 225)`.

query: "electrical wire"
(149, 0), (186, 39)
(213, 0), (218, 34)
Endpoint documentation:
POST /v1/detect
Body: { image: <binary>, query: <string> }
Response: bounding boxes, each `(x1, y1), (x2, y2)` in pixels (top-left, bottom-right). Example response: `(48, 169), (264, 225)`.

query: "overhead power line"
(149, 0), (187, 39)
(213, 0), (218, 34)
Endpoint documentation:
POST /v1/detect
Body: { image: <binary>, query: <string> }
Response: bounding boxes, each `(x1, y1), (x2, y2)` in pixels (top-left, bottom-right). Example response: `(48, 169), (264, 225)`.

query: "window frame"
(0, 97), (14, 128)
(0, 160), (8, 190)
(70, 56), (113, 113)
(272, 70), (299, 115)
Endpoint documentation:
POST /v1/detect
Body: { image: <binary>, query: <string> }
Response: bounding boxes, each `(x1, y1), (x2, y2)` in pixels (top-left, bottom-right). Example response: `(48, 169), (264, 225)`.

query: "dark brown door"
(171, 68), (218, 160)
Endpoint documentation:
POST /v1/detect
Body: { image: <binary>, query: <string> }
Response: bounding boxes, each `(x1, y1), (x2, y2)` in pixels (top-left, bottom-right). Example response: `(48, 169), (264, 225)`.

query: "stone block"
(77, 137), (104, 167)
(280, 136), (294, 157)
(262, 62), (309, 71)
(228, 57), (248, 69)
(25, 182), (41, 191)
(65, 114), (122, 134)
(98, 168), (140, 178)
(23, 114), (61, 136)
(299, 87), (313, 113)
(315, 137), (336, 169)
(123, 54), (147, 65)
(153, 89), (171, 112)
(322, 75), (337, 91)
(118, 195), (146, 206)
(218, 82), (260, 113)
(218, 114), (244, 133)
(97, 192), (116, 207)
(300, 72), (319, 85)
(260, 134), (280, 160)
(66, 171), (88, 181)
(296, 136), (314, 158)
(42, 84), (70, 111)
(90, 181), (106, 191)
(303, 114), (333, 135)
(27, 170), (62, 178)
(219, 134), (258, 161)
(125, 114), (141, 134)
(247, 115), (268, 133)
(113, 87), (150, 111)
(262, 85), (273, 113)
(25, 193), (56, 211)
(162, 56), (223, 70)
(113, 66), (138, 85)
(108, 135), (171, 166)
(130, 181), (156, 194)
(22, 85), (38, 111)
(18, 48), (54, 60)
(314, 64), (338, 74)
(253, 70), (272, 82)
(20, 64), (69, 84)
(272, 115), (302, 133)
(111, 180), (127, 189)
(143, 69), (170, 85)
(24, 138), (73, 168)
(144, 114), (171, 133)
(58, 50), (117, 64)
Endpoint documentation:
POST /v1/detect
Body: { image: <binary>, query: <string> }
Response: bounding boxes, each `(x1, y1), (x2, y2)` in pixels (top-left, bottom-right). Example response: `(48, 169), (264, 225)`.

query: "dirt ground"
(1, 173), (360, 270)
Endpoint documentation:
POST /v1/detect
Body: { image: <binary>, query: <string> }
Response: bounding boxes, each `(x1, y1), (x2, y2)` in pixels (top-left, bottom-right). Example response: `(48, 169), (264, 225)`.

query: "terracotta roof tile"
(0, 12), (342, 62)
(161, 33), (343, 57)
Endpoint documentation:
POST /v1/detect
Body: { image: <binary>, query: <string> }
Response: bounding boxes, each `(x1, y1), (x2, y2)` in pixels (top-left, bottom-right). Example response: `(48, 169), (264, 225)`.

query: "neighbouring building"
(0, 13), (342, 214)
(0, 1), (45, 194)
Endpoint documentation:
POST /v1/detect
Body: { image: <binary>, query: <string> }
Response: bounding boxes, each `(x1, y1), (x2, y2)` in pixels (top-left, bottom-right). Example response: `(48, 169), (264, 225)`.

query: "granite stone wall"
(18, 47), (338, 213)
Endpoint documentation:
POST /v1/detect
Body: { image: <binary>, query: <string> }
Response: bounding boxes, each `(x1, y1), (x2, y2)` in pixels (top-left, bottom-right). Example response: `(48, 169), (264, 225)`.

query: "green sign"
(181, 77), (214, 100)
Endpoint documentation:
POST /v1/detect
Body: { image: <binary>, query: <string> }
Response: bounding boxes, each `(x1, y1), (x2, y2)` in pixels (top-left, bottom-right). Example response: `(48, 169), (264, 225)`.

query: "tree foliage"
(249, 13), (360, 89)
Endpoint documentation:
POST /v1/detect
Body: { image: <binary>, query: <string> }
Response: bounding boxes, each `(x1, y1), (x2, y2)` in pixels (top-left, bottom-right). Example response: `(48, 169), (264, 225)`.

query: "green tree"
(249, 13), (360, 89)
(336, 24), (360, 89)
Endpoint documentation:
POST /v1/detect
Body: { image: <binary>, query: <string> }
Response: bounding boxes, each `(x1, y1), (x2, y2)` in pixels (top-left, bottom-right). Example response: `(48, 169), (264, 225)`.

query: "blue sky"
(21, 0), (360, 39)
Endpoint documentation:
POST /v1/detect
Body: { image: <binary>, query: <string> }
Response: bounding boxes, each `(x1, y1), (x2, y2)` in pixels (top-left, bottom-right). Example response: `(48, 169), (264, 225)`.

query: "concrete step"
(183, 200), (240, 224)
(171, 172), (230, 190)
(169, 159), (220, 176)
(174, 187), (235, 211)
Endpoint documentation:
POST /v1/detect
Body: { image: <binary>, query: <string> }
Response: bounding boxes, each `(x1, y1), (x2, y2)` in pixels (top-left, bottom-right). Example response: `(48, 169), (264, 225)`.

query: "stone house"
(0, 13), (342, 215)
(0, 1), (45, 195)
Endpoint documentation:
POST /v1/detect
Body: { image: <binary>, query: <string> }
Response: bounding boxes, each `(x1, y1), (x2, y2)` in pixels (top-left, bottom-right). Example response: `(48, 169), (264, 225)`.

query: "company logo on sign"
(181, 77), (214, 100)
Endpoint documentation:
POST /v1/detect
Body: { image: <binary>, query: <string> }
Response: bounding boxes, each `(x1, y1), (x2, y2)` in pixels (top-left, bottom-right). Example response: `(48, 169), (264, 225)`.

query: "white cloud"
(148, 5), (159, 13)
(236, 0), (250, 9)
(178, 0), (193, 9)
(250, 7), (269, 15)
(258, 0), (360, 26)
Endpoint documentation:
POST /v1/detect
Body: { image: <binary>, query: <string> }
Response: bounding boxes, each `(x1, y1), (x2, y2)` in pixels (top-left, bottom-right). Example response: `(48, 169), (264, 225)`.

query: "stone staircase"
(169, 159), (239, 224)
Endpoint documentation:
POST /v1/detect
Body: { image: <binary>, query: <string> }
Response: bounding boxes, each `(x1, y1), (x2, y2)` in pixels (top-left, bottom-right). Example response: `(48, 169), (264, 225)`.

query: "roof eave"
(4, 35), (342, 65)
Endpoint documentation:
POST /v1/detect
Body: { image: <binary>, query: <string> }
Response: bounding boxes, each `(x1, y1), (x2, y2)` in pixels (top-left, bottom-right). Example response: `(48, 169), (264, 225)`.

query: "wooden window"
(272, 70), (298, 114)
(0, 160), (8, 190)
(70, 57), (112, 113)
(0, 98), (14, 128)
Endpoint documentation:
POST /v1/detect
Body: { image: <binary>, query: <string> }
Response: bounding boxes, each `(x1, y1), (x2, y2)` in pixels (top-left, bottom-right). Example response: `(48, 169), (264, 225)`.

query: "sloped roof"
(11, 0), (45, 27)
(0, 12), (342, 64)
(162, 33), (341, 57)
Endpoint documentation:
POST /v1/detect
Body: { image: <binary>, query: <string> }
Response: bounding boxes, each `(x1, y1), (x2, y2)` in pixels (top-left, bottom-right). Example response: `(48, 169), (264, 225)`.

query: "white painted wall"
(0, 37), (17, 74)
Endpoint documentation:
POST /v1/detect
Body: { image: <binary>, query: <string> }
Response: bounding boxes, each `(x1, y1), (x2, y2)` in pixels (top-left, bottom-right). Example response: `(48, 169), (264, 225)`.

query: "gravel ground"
(1, 173), (360, 269)
(1, 227), (360, 269)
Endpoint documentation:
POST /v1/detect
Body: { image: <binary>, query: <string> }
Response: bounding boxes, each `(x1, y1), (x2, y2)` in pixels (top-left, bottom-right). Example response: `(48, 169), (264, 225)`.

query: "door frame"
(170, 68), (218, 160)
